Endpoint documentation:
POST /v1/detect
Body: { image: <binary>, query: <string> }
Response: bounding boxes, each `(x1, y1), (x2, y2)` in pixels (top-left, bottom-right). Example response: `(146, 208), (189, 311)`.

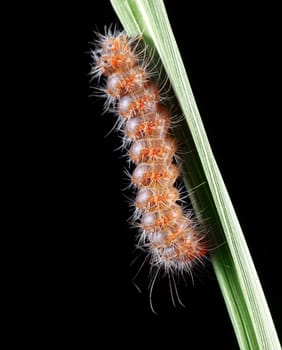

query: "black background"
(42, 1), (281, 348)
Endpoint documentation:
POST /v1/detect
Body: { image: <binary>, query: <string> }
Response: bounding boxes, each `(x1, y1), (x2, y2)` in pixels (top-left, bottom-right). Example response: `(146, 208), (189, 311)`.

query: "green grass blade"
(110, 1), (281, 349)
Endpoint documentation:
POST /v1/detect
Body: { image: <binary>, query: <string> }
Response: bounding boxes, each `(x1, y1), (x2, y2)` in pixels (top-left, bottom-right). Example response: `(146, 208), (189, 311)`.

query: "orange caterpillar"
(92, 29), (207, 280)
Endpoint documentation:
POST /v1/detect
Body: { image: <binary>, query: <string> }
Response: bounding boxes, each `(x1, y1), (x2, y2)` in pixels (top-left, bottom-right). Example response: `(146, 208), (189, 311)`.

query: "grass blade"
(110, 1), (281, 349)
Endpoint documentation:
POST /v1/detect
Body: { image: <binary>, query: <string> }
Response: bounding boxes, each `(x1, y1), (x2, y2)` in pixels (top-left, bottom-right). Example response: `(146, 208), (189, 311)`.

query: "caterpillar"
(91, 28), (207, 306)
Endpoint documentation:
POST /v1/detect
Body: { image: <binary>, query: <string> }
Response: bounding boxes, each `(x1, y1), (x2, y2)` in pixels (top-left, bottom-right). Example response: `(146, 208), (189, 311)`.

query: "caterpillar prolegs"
(92, 28), (207, 298)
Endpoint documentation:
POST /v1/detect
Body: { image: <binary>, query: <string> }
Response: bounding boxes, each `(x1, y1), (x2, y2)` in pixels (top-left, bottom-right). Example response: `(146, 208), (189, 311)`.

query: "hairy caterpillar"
(91, 28), (208, 308)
